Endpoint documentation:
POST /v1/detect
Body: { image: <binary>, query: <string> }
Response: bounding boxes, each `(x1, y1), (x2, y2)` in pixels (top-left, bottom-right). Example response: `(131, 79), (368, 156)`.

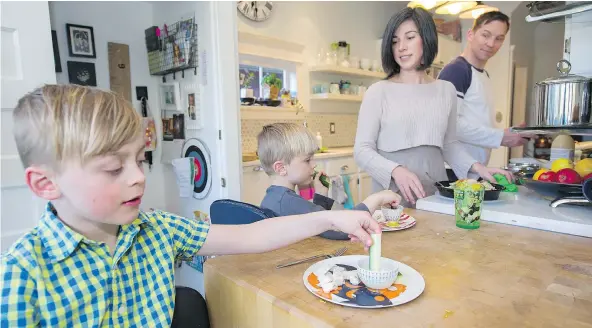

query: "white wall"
(238, 2), (405, 63)
(565, 10), (592, 77)
(49, 1), (166, 211)
(533, 22), (565, 87)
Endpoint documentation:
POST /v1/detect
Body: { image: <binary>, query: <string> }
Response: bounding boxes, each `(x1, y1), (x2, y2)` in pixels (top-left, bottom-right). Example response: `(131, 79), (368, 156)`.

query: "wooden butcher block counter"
(204, 209), (592, 328)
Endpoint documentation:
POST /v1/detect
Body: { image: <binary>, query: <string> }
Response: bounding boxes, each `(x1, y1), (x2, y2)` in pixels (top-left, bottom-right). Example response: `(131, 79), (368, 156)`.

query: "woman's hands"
(471, 163), (514, 183)
(391, 166), (426, 205)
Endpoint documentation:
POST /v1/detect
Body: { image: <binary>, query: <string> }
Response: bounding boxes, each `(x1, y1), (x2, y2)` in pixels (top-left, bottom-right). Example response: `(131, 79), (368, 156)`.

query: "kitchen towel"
(330, 176), (348, 205)
(341, 174), (355, 210)
(172, 157), (195, 198)
(494, 173), (518, 192)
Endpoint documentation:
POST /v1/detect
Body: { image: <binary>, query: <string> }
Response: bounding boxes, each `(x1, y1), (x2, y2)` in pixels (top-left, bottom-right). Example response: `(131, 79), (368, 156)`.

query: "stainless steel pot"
(531, 60), (592, 127)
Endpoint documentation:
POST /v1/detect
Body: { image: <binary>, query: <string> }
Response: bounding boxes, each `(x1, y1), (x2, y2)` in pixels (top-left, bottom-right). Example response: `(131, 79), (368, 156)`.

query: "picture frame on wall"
(66, 23), (96, 58)
(159, 82), (182, 111)
(51, 30), (62, 72)
(67, 61), (97, 86)
(184, 83), (203, 130)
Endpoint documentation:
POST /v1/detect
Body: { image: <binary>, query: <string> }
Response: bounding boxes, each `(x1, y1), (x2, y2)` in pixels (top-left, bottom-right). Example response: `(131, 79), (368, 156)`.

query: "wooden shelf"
(309, 65), (385, 79)
(240, 105), (298, 112)
(310, 93), (363, 102)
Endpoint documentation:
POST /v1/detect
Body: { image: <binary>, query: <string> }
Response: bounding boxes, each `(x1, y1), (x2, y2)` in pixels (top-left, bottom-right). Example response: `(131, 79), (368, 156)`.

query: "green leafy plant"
(239, 70), (255, 88)
(261, 73), (282, 89)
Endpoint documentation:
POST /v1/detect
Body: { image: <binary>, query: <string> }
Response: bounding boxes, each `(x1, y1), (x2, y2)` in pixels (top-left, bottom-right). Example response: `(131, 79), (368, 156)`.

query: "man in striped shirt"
(439, 11), (528, 170)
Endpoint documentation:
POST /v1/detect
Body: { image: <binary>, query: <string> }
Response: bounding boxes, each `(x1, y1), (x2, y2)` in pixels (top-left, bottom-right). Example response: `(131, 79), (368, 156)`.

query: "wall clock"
(237, 1), (273, 22)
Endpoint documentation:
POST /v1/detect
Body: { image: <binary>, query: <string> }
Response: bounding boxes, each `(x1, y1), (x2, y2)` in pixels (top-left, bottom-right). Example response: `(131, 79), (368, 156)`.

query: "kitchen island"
(204, 209), (592, 328)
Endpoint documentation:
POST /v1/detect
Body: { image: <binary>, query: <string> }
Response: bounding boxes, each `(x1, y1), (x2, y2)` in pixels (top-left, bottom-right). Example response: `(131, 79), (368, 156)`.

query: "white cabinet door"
(1, 1), (57, 251)
(241, 165), (271, 206)
(358, 172), (373, 202)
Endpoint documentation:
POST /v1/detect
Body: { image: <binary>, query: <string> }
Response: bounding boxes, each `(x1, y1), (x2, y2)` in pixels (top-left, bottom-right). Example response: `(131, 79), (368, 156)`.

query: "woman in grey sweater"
(354, 7), (511, 208)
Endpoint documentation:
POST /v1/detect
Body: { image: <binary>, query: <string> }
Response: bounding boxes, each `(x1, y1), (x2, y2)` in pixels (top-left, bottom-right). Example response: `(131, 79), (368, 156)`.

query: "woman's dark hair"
(381, 7), (437, 78)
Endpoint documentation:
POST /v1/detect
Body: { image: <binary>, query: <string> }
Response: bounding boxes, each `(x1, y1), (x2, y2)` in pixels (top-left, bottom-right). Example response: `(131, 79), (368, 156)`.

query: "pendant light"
(435, 1), (478, 15)
(459, 2), (499, 19)
(407, 0), (447, 10)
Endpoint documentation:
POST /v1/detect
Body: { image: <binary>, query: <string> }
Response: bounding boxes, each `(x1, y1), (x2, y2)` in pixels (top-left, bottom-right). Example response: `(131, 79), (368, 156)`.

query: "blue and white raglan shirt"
(438, 56), (504, 166)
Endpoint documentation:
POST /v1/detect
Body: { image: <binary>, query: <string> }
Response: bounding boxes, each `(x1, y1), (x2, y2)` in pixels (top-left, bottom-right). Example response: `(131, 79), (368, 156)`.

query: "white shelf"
(309, 65), (385, 79)
(310, 93), (363, 102)
(240, 105), (298, 112)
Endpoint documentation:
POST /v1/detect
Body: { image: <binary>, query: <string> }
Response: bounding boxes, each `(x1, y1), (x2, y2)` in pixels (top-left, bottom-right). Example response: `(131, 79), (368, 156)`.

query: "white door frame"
(208, 2), (242, 201)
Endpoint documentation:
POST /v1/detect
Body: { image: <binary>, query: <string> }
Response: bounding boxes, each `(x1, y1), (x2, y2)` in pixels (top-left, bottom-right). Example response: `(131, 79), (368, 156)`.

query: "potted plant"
(239, 70), (255, 98)
(261, 73), (282, 100)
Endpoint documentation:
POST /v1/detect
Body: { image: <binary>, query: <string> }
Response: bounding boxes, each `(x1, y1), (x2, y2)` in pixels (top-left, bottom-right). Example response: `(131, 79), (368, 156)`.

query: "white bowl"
(357, 257), (399, 289)
(381, 205), (404, 223)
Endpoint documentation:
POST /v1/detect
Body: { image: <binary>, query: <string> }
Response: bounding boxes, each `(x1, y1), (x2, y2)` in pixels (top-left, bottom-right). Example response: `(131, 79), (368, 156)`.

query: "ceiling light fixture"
(435, 1), (478, 15)
(407, 0), (447, 10)
(459, 2), (499, 19)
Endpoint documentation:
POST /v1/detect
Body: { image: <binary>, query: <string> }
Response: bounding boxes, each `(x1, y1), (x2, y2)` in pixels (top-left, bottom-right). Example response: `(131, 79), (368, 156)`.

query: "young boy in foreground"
(258, 123), (402, 240)
(0, 85), (386, 327)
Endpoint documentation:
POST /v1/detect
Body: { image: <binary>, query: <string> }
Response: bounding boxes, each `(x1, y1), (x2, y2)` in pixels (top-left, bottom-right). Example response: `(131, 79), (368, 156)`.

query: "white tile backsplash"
(241, 113), (358, 153)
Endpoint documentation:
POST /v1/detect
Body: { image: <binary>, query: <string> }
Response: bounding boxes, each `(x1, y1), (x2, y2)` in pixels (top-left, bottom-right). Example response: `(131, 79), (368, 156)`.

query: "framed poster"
(66, 23), (96, 58)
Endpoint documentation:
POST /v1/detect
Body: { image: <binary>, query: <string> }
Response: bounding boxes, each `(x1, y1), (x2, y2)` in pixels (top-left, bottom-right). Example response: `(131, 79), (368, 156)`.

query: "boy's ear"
(272, 160), (287, 176)
(24, 166), (61, 200)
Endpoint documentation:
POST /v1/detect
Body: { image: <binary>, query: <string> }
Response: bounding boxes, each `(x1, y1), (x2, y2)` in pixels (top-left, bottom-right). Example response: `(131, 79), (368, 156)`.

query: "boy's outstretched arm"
(198, 210), (380, 256)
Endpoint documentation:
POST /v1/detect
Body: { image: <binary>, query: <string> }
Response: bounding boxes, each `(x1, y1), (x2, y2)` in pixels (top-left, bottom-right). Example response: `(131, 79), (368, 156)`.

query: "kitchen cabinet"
(241, 165), (271, 206)
(358, 172), (373, 202)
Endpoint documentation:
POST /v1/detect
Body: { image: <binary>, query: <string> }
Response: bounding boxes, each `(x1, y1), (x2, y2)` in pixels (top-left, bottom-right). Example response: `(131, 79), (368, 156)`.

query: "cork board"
(108, 42), (131, 102)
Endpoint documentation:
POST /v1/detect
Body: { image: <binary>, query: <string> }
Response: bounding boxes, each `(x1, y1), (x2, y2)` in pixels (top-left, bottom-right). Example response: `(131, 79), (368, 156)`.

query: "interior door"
(486, 42), (514, 168)
(1, 1), (56, 251)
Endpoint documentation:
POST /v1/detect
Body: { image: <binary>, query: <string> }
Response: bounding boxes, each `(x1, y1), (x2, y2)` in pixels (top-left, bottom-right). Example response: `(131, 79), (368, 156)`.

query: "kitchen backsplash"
(241, 113), (359, 153)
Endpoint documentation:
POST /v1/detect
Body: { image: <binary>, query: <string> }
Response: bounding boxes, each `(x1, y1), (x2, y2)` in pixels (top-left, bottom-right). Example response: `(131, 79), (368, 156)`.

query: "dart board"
(182, 138), (212, 199)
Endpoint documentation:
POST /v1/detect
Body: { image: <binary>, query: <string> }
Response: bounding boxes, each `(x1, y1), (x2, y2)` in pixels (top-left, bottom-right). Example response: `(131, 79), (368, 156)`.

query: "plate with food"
(302, 255), (425, 308)
(372, 208), (416, 232)
(434, 179), (505, 201)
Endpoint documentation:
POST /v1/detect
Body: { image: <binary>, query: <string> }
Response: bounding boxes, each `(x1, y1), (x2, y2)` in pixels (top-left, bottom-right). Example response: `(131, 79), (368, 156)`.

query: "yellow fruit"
(575, 158), (592, 177)
(551, 158), (573, 172)
(533, 168), (549, 180)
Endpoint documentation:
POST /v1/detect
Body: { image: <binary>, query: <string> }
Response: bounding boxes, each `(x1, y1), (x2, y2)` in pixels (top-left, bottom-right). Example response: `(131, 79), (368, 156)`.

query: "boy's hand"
(362, 190), (402, 213)
(328, 211), (381, 251)
(313, 171), (329, 196)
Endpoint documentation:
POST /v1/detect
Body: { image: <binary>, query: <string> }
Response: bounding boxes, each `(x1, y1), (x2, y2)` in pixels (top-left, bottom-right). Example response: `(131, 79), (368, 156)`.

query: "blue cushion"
(210, 199), (277, 225)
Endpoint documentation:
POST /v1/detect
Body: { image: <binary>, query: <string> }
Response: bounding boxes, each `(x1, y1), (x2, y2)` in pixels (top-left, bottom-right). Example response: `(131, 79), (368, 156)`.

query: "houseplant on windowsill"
(239, 70), (255, 98)
(262, 73), (282, 100)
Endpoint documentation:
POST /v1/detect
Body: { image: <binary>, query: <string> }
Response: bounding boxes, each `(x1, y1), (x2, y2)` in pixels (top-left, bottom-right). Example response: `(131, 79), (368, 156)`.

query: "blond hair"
(13, 84), (142, 170)
(257, 123), (318, 175)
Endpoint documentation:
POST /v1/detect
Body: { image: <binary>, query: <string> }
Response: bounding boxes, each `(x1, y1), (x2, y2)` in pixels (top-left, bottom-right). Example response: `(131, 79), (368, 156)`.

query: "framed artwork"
(51, 30), (62, 72)
(67, 61), (97, 86)
(159, 82), (182, 111)
(66, 23), (96, 58)
(187, 93), (196, 120)
(184, 83), (203, 130)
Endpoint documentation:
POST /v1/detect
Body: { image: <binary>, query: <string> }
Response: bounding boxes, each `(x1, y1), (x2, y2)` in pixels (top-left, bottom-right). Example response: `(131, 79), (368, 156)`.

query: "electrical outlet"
(330, 122), (335, 134)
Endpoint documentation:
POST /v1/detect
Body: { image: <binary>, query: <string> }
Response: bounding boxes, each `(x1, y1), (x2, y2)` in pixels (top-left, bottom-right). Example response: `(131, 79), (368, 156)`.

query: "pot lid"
(538, 60), (592, 85)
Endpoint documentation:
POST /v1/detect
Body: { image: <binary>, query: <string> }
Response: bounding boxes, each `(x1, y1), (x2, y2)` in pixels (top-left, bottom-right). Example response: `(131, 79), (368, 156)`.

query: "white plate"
(302, 255), (425, 308)
(373, 211), (417, 232)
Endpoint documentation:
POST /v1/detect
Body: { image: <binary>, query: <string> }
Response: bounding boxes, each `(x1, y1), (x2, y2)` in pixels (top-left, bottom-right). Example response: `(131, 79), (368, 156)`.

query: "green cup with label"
(454, 182), (485, 229)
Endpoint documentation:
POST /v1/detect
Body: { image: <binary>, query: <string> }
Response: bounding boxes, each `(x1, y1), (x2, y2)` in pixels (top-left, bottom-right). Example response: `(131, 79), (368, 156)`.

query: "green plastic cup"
(454, 183), (485, 229)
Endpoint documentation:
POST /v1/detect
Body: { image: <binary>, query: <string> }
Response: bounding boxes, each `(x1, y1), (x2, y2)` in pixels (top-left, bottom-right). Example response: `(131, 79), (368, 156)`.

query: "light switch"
(330, 123), (335, 134)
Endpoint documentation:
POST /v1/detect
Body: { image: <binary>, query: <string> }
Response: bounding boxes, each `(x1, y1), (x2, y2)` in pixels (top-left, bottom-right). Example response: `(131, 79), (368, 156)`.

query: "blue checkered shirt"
(1, 203), (209, 327)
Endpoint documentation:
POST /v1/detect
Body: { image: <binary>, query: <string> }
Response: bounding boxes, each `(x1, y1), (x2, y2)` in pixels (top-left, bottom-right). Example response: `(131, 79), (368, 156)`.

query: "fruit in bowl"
(551, 158), (573, 172)
(533, 168), (550, 180)
(537, 171), (557, 182)
(575, 158), (592, 178)
(556, 168), (582, 184)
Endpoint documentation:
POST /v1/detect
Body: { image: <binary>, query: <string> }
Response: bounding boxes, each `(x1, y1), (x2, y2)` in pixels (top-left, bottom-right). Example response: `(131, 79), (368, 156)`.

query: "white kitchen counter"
(242, 146), (355, 167)
(416, 186), (592, 238)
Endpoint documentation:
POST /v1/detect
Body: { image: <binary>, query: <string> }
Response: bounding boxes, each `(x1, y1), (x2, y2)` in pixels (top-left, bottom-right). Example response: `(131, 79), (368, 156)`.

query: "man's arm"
(1, 256), (39, 326)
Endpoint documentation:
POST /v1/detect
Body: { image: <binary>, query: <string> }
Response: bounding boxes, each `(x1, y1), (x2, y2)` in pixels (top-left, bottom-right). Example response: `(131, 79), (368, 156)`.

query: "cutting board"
(108, 42), (131, 102)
